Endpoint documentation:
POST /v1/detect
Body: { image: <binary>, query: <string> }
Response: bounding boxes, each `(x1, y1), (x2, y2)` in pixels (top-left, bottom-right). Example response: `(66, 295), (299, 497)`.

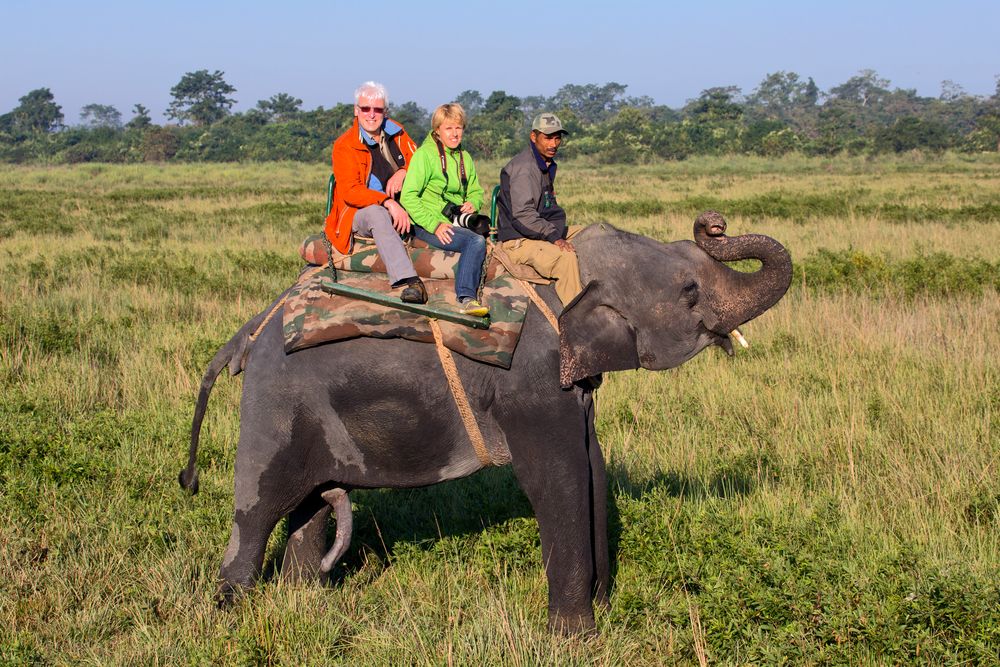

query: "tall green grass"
(2, 155), (998, 664)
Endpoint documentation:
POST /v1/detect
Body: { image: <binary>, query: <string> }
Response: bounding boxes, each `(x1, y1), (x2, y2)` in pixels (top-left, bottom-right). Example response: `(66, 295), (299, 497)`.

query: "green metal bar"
(319, 281), (490, 330)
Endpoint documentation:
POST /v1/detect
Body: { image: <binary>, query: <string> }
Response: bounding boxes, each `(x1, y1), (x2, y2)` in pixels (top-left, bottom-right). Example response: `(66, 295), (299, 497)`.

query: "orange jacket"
(324, 117), (418, 254)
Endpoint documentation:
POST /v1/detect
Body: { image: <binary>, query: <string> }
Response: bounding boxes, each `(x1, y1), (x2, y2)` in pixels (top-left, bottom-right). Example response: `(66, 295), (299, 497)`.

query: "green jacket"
(400, 132), (484, 233)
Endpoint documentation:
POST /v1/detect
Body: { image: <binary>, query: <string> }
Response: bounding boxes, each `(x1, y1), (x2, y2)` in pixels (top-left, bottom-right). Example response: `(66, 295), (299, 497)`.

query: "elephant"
(179, 211), (792, 634)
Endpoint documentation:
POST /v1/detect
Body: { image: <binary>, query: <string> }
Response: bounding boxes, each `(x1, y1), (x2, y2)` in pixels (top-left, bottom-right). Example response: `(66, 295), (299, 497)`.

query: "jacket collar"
(355, 117), (404, 146)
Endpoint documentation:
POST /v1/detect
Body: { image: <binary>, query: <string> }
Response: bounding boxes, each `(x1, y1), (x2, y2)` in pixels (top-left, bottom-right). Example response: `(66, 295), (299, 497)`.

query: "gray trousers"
(352, 205), (417, 285)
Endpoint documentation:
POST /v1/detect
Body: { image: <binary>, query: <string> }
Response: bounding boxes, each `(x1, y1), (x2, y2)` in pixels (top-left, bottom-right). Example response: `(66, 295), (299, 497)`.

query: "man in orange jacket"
(324, 81), (426, 303)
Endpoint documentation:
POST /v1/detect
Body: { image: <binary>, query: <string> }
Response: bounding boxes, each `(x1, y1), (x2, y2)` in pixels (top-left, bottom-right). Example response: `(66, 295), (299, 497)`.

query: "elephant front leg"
(585, 390), (611, 608)
(537, 487), (599, 634)
(512, 454), (597, 634)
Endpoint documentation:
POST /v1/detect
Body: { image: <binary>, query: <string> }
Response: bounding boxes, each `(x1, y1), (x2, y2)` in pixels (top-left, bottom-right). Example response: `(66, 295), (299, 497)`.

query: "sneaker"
(399, 279), (427, 304)
(459, 298), (489, 317)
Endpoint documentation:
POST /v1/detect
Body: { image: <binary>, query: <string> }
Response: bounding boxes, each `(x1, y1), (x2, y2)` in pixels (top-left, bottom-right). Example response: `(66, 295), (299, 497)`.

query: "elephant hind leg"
(282, 491), (333, 583)
(280, 487), (353, 582)
(217, 505), (284, 606)
(319, 488), (352, 573)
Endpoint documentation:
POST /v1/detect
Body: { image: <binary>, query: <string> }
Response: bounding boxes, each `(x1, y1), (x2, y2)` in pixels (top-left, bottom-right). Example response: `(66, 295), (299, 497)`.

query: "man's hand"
(459, 202), (475, 215)
(554, 238), (575, 252)
(434, 222), (455, 245)
(384, 199), (411, 234)
(385, 169), (406, 198)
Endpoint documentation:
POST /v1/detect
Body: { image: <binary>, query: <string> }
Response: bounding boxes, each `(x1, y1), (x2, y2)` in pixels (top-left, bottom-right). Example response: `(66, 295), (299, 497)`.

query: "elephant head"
(559, 211), (792, 386)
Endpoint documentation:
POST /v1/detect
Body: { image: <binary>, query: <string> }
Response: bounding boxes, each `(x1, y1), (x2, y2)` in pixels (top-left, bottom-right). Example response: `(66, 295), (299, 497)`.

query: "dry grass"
(2, 154), (999, 664)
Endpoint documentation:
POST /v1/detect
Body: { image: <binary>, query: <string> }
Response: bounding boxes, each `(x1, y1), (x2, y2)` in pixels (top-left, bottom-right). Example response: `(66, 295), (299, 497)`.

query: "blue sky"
(2, 0), (997, 124)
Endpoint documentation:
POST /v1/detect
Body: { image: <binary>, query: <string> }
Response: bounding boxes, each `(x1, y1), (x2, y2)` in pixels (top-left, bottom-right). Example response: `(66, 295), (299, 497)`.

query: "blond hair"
(431, 103), (467, 134)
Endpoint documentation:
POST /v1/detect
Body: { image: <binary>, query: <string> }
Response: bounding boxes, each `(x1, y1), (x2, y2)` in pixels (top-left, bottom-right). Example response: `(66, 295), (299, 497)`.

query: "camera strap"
(434, 138), (468, 201)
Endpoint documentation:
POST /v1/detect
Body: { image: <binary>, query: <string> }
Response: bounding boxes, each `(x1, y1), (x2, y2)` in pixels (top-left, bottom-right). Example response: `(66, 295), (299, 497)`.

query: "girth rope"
(518, 280), (560, 334)
(429, 318), (494, 467)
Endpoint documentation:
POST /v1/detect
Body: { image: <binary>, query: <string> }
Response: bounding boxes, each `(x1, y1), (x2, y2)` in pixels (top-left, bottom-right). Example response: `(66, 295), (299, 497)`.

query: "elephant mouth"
(715, 332), (735, 356)
(700, 326), (735, 357)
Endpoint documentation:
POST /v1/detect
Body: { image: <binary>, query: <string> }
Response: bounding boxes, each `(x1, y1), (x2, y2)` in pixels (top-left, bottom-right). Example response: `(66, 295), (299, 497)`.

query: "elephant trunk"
(693, 210), (792, 333)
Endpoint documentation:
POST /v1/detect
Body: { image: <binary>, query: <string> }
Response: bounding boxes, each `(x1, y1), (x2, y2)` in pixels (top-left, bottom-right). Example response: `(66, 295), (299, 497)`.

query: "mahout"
(180, 211), (791, 633)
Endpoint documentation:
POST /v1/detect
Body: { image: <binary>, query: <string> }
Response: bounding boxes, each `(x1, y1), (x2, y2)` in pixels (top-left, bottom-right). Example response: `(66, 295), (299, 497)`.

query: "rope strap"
(518, 280), (560, 334)
(249, 294), (288, 342)
(429, 318), (493, 467)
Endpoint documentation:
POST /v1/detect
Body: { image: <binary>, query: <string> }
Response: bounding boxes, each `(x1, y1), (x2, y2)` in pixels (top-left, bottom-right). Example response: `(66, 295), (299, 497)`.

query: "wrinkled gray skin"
(180, 213), (791, 634)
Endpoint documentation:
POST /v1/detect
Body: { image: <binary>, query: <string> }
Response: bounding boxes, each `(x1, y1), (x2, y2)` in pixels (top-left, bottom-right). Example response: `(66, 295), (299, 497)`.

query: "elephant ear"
(558, 281), (639, 388)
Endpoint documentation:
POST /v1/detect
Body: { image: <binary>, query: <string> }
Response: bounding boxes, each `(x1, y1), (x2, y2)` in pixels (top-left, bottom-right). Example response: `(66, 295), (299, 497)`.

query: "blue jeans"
(412, 225), (487, 300)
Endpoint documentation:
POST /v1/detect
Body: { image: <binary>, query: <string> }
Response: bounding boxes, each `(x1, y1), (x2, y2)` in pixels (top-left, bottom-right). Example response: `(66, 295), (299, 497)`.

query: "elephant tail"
(178, 336), (235, 494)
(178, 295), (279, 494)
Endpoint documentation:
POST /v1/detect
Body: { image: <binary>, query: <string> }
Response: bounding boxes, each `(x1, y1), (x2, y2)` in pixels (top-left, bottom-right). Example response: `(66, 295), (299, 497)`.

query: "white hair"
(354, 81), (388, 105)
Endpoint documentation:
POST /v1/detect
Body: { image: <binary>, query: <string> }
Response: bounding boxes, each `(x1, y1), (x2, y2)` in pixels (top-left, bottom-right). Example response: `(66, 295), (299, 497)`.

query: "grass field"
(1, 154), (999, 664)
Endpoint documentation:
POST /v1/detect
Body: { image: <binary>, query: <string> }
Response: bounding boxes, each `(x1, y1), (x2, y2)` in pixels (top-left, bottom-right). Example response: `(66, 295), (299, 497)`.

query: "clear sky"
(2, 0), (998, 124)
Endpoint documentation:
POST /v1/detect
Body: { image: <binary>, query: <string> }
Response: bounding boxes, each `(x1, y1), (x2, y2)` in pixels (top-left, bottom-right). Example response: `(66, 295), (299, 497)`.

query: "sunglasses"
(357, 105), (386, 114)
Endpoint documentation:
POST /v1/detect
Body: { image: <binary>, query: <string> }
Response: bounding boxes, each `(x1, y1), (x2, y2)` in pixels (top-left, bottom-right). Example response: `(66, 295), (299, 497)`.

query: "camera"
(442, 203), (491, 237)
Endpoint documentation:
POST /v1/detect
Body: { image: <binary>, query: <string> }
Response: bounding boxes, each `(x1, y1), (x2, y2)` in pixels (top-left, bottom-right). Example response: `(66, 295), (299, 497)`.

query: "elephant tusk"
(730, 328), (749, 349)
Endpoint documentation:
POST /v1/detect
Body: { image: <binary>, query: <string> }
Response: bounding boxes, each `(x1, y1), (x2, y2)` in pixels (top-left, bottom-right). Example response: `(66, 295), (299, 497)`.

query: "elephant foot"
(548, 609), (597, 636)
(216, 580), (250, 609)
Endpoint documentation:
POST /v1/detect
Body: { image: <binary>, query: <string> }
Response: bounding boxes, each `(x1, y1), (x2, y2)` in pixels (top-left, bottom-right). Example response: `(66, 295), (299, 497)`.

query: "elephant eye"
(681, 280), (699, 306)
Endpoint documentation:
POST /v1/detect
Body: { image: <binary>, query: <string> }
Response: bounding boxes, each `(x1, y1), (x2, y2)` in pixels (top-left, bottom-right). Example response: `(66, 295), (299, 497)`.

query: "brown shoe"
(400, 279), (427, 304)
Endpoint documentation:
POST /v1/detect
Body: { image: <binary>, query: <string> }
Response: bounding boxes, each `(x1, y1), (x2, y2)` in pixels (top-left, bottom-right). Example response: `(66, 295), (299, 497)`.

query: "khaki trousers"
(500, 225), (584, 306)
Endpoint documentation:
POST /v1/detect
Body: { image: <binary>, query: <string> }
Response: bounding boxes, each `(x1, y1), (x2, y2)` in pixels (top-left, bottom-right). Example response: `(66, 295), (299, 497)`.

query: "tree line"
(2, 68), (999, 164)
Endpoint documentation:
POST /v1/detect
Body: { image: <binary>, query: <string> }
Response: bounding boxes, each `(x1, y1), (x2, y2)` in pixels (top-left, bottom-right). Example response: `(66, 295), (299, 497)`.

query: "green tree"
(748, 71), (811, 121)
(803, 77), (819, 106)
(140, 127), (180, 161)
(684, 86), (744, 120)
(390, 101), (429, 137)
(681, 86), (745, 154)
(10, 88), (64, 133)
(167, 70), (237, 126)
(519, 95), (550, 124)
(939, 80), (967, 102)
(873, 116), (953, 153)
(126, 104), (152, 130)
(256, 93), (302, 122)
(810, 105), (867, 155)
(964, 112), (1000, 152)
(453, 90), (483, 116)
(550, 82), (629, 124)
(744, 119), (789, 153)
(80, 103), (122, 129)
(467, 90), (523, 158)
(828, 69), (890, 107)
(597, 107), (654, 163)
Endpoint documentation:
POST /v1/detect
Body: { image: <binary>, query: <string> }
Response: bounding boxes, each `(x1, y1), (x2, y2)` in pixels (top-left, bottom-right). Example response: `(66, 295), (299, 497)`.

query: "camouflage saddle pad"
(282, 265), (529, 369)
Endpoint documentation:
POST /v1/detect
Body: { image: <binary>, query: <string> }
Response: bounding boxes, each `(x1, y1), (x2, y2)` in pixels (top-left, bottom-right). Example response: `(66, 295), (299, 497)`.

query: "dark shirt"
(530, 142), (557, 185)
(360, 125), (405, 194)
